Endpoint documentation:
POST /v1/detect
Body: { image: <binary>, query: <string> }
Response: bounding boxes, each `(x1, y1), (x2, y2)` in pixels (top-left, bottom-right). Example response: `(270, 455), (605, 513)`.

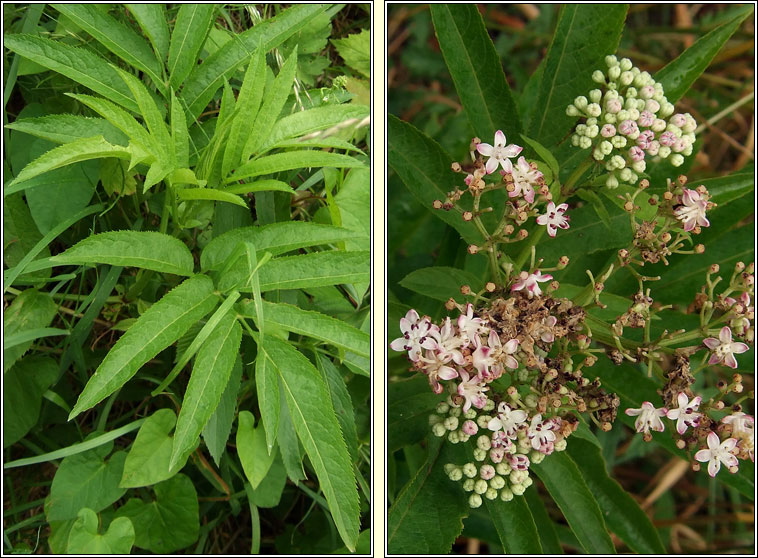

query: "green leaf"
(52, 4), (164, 92)
(655, 6), (754, 103)
(202, 353), (242, 466)
(201, 222), (358, 270)
(388, 114), (482, 245)
(66, 508), (134, 554)
(116, 68), (172, 155)
(527, 4), (628, 146)
(176, 187), (249, 208)
(114, 474), (199, 553)
(3, 356), (58, 447)
(388, 436), (468, 553)
(3, 327), (69, 350)
(7, 136), (130, 192)
(231, 150), (365, 182)
(66, 93), (155, 156)
(3, 34), (138, 112)
(238, 299), (370, 358)
(125, 4), (170, 62)
(70, 275), (217, 419)
(180, 4), (329, 119)
(277, 383), (306, 483)
(46, 444), (127, 521)
(270, 137), (366, 154)
(50, 231), (194, 276)
(222, 179), (294, 195)
(120, 409), (189, 488)
(334, 167), (371, 253)
(248, 457), (287, 508)
(578, 188), (613, 228)
(399, 266), (485, 303)
(387, 377), (441, 453)
(222, 48), (266, 176)
(331, 29), (370, 78)
(263, 104), (369, 149)
(524, 488), (563, 553)
(167, 4), (216, 89)
(3, 289), (58, 373)
(258, 334), (360, 551)
(5, 114), (127, 145)
(430, 4), (521, 141)
(256, 251), (370, 292)
(531, 451), (616, 553)
(236, 411), (276, 489)
(171, 92), (190, 167)
(520, 134), (560, 179)
(171, 314), (241, 470)
(567, 437), (666, 554)
(256, 338), (280, 453)
(3, 193), (51, 282)
(485, 489), (542, 553)
(316, 354), (359, 463)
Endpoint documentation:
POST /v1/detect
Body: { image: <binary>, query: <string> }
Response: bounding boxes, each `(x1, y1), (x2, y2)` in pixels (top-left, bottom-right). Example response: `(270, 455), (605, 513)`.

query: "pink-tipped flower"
(511, 270), (553, 299)
(527, 413), (558, 454)
(418, 351), (459, 394)
(722, 412), (754, 437)
(638, 110), (655, 127)
(430, 317), (465, 366)
(618, 119), (639, 136)
(508, 453), (530, 471)
(666, 392), (702, 435)
(490, 431), (514, 453)
(703, 326), (749, 369)
(462, 419), (479, 436)
(601, 124), (616, 137)
(476, 130), (522, 174)
(457, 303), (487, 345)
(456, 369), (488, 412)
(695, 432), (739, 477)
(628, 146), (645, 162)
(480, 464), (496, 480)
(625, 402), (667, 434)
(674, 188), (710, 232)
(390, 309), (438, 361)
(536, 202), (570, 238)
(488, 402), (528, 439)
(636, 130), (655, 149)
(508, 156), (540, 204)
(659, 131), (676, 146)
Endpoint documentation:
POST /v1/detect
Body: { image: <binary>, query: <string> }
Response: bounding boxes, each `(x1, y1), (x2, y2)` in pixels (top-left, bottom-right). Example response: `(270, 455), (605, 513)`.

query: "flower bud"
(477, 434), (492, 451)
(432, 423), (447, 437)
(500, 488), (514, 502)
(444, 416), (459, 431)
(592, 70), (605, 83)
(474, 479), (488, 494)
(608, 65), (621, 81)
(473, 448), (487, 461)
(469, 493), (483, 508)
(574, 96), (588, 110)
(566, 105), (580, 117)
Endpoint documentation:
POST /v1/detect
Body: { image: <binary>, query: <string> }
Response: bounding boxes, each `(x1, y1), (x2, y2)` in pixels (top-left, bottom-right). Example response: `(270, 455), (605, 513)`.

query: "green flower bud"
(485, 487), (498, 500)
(463, 462), (477, 478)
(469, 493), (483, 508)
(432, 423), (447, 437)
(474, 479), (488, 494)
(511, 483), (526, 496)
(473, 448), (487, 462)
(436, 402), (450, 414)
(500, 488), (514, 502)
(592, 70), (605, 83)
(495, 462), (512, 476)
(477, 435), (492, 451)
(463, 479), (475, 492)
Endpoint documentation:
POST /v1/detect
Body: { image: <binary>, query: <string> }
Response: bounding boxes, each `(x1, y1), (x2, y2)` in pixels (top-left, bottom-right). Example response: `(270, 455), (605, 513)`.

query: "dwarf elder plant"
(388, 4), (753, 554)
(4, 4), (369, 554)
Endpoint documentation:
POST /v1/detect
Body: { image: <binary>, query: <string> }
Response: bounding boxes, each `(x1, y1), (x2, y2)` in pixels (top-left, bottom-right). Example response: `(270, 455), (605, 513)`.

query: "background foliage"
(3, 3), (370, 554)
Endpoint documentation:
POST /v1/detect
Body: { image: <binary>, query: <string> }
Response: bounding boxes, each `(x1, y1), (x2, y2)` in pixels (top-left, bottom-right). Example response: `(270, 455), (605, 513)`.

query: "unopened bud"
(503, 224), (515, 235)
(735, 262), (746, 272)
(694, 244), (705, 254)
(451, 162), (462, 172)
(710, 264), (720, 274)
(517, 229), (529, 240)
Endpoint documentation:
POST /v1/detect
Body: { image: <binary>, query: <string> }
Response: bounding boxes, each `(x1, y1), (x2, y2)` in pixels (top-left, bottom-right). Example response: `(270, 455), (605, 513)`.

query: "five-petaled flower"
(527, 414), (558, 454)
(536, 201), (571, 237)
(390, 309), (438, 362)
(625, 401), (667, 435)
(456, 369), (488, 412)
(488, 402), (528, 439)
(476, 130), (522, 174)
(507, 156), (540, 203)
(666, 392), (702, 434)
(674, 188), (710, 232)
(511, 270), (553, 298)
(695, 432), (739, 477)
(703, 326), (749, 369)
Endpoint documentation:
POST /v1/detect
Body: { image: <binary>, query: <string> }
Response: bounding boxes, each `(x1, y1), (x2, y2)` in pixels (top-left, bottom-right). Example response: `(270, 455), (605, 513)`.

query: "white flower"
(476, 130), (522, 174)
(695, 432), (739, 477)
(527, 413), (558, 454)
(536, 202), (570, 237)
(703, 326), (749, 369)
(507, 156), (541, 203)
(722, 412), (754, 438)
(390, 309), (438, 361)
(674, 188), (710, 232)
(418, 350), (459, 394)
(487, 402), (528, 438)
(511, 270), (553, 298)
(625, 401), (667, 434)
(666, 392), (702, 435)
(457, 303), (487, 344)
(429, 317), (465, 365)
(457, 369), (488, 412)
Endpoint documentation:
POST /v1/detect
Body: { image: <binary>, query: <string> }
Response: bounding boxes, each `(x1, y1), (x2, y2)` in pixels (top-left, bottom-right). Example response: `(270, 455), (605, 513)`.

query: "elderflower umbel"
(566, 55), (697, 188)
(694, 432), (739, 477)
(476, 130), (523, 174)
(703, 326), (749, 369)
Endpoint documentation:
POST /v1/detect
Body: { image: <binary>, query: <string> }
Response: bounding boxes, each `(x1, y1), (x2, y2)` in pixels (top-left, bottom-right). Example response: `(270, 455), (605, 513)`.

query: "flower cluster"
(434, 131), (571, 242)
(625, 391), (754, 477)
(566, 55), (697, 188)
(392, 284), (621, 506)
